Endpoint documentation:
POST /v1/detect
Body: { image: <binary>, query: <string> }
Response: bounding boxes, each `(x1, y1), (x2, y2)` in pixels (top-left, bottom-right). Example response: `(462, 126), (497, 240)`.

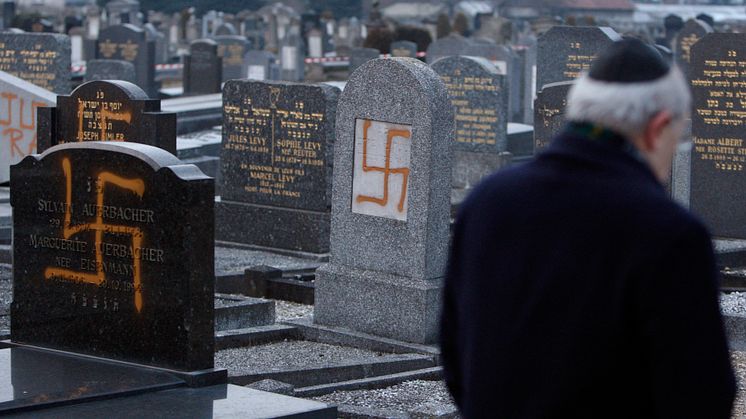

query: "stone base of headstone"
(215, 200), (330, 254)
(314, 264), (442, 344)
(452, 151), (512, 204)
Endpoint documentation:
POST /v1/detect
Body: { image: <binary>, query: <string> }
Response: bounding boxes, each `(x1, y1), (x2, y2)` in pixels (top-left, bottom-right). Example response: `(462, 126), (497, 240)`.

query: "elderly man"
(441, 39), (736, 418)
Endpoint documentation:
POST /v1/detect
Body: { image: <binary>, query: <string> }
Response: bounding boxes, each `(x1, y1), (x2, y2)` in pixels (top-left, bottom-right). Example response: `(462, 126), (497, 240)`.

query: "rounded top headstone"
(70, 79), (148, 100)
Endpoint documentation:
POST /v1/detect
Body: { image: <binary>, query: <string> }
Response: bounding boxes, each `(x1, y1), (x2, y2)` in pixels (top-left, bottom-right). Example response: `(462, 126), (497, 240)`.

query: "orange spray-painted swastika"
(355, 119), (411, 213)
(44, 157), (147, 312)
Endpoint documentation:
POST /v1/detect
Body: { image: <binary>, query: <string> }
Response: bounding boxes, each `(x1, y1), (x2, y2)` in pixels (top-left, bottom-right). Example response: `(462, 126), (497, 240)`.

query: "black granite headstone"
(533, 81), (574, 152)
(425, 34), (470, 64)
(10, 141), (215, 371)
(390, 40), (417, 58)
(690, 33), (746, 238)
(216, 80), (340, 253)
(0, 32), (70, 94)
(212, 35), (250, 82)
(183, 39), (222, 96)
(97, 24), (157, 97)
(432, 55), (511, 203)
(674, 19), (712, 78)
(432, 55), (508, 153)
(537, 26), (620, 92)
(349, 47), (379, 74)
(37, 80), (176, 154)
(84, 59), (137, 83)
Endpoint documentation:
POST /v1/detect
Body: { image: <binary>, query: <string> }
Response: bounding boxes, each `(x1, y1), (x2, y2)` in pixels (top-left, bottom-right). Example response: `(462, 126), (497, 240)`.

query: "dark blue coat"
(441, 128), (736, 418)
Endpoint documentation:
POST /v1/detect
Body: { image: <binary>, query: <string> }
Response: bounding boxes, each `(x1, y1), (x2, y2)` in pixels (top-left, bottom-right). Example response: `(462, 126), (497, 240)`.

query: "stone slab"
(314, 263), (443, 344)
(0, 345), (183, 414)
(214, 293), (275, 331)
(215, 200), (331, 253)
(9, 384), (336, 418)
(97, 24), (157, 97)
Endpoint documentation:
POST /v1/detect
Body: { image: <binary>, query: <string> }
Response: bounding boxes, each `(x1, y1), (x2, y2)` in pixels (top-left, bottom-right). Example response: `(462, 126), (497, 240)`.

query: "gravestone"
(534, 81), (574, 152)
(432, 55), (509, 200)
(465, 38), (501, 63)
(97, 24), (157, 97)
(515, 42), (537, 124)
(183, 39), (222, 95)
(0, 32), (70, 94)
(689, 33), (746, 238)
(70, 27), (84, 64)
(215, 22), (237, 36)
(349, 47), (379, 74)
(425, 34), (470, 64)
(0, 71), (56, 183)
(314, 58), (454, 343)
(10, 141), (215, 371)
(243, 50), (279, 81)
(390, 40), (417, 58)
(307, 28), (323, 58)
(144, 23), (167, 65)
(673, 19), (713, 78)
(280, 33), (305, 82)
(537, 26), (620, 91)
(84, 59), (137, 83)
(37, 80), (176, 154)
(216, 80), (340, 253)
(214, 35), (250, 82)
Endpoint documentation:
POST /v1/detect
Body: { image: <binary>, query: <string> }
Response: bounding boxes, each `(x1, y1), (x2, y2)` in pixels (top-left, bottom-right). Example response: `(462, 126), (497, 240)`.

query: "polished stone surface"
(0, 346), (182, 414)
(11, 384), (336, 418)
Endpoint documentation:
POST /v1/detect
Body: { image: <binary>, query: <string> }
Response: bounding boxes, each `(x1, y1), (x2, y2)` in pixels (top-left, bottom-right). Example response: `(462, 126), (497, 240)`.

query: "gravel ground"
(274, 299), (312, 321)
(214, 341), (391, 376)
(313, 379), (458, 416)
(723, 292), (746, 316)
(214, 246), (321, 276)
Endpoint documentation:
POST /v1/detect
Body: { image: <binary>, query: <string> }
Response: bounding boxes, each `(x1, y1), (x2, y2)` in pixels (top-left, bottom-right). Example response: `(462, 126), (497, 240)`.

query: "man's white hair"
(565, 67), (690, 139)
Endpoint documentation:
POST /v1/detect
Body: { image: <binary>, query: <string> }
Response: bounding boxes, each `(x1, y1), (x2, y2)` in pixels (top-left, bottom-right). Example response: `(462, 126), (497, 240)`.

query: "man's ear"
(642, 110), (672, 152)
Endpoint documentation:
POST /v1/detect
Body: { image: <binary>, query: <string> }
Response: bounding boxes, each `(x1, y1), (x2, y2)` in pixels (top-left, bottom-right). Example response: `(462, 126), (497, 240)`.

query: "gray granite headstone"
(216, 80), (340, 253)
(0, 71), (56, 183)
(537, 26), (620, 91)
(214, 35), (250, 82)
(97, 24), (157, 97)
(516, 41), (537, 125)
(673, 19), (712, 78)
(0, 32), (70, 94)
(432, 55), (510, 202)
(10, 141), (215, 371)
(280, 33), (305, 82)
(349, 47), (379, 74)
(84, 59), (137, 84)
(37, 80), (176, 154)
(390, 40), (417, 58)
(243, 50), (279, 81)
(425, 34), (470, 64)
(183, 39), (222, 95)
(533, 81), (574, 152)
(144, 23), (168, 64)
(689, 33), (746, 238)
(314, 58), (454, 344)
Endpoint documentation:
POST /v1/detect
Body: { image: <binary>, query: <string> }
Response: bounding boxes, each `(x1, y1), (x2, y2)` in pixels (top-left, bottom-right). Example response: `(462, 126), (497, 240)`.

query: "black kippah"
(589, 38), (670, 83)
